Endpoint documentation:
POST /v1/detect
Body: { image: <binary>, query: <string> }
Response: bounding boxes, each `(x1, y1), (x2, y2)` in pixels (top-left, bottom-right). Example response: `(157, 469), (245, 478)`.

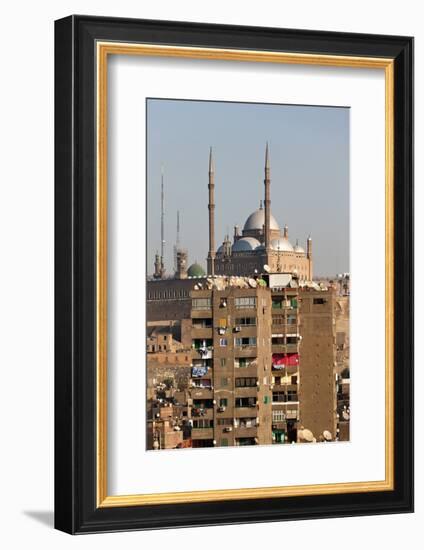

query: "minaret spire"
(207, 147), (216, 276)
(160, 165), (165, 277)
(307, 235), (313, 280)
(264, 142), (271, 253)
(173, 210), (180, 273)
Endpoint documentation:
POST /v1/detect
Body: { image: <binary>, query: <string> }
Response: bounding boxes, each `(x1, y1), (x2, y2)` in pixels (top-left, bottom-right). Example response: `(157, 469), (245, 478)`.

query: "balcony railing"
(191, 388), (213, 399)
(191, 427), (214, 439)
(191, 407), (214, 419)
(192, 347), (213, 360)
(234, 426), (258, 438)
(271, 344), (299, 354)
(272, 396), (299, 404)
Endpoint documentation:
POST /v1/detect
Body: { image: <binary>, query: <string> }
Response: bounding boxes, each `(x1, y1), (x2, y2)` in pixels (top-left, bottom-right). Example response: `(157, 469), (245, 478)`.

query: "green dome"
(187, 263), (206, 277)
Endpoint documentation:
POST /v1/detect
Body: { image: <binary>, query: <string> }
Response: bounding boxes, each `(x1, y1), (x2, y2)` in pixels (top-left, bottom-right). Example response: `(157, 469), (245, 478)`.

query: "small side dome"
(271, 237), (294, 252)
(216, 245), (224, 255)
(187, 263), (206, 277)
(232, 237), (261, 252)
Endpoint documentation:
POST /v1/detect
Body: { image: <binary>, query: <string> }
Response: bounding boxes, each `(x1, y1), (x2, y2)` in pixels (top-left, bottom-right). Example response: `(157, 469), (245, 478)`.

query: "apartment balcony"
(271, 364), (299, 376)
(191, 428), (214, 440)
(234, 426), (258, 438)
(191, 327), (213, 339)
(234, 406), (258, 418)
(272, 401), (299, 411)
(271, 324), (299, 333)
(271, 383), (298, 392)
(234, 365), (260, 378)
(191, 407), (214, 420)
(190, 388), (213, 400)
(192, 348), (213, 360)
(233, 326), (258, 338)
(235, 387), (259, 397)
(272, 396), (299, 404)
(271, 344), (299, 354)
(234, 346), (257, 357)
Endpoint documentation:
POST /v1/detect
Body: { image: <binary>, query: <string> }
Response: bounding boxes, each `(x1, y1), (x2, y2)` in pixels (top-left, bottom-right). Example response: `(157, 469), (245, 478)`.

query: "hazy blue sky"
(147, 99), (349, 277)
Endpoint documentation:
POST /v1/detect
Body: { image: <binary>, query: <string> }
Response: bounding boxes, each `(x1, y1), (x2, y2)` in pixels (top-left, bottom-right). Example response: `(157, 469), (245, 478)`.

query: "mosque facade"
(153, 144), (313, 282)
(206, 144), (313, 280)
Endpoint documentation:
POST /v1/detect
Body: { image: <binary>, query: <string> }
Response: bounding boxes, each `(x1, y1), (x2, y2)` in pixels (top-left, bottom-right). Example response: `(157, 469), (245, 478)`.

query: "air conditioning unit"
(224, 427), (232, 433)
(218, 406), (226, 412)
(234, 326), (241, 333)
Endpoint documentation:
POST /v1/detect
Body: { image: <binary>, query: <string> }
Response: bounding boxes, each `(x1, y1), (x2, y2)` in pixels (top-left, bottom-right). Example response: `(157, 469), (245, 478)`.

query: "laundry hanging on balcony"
(272, 353), (299, 368)
(191, 366), (209, 377)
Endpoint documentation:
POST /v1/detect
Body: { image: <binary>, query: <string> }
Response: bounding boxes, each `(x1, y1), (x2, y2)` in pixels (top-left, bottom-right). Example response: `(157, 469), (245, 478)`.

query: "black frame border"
(54, 15), (414, 534)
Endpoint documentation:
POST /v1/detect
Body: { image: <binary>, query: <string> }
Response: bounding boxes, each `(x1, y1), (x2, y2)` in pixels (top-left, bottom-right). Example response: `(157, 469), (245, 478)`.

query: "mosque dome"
(270, 237), (294, 252)
(232, 237), (261, 252)
(187, 263), (206, 277)
(243, 208), (279, 232)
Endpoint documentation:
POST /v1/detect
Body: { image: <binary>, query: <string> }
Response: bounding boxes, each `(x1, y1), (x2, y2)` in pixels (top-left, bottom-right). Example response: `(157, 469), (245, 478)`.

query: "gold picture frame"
(55, 15), (413, 534)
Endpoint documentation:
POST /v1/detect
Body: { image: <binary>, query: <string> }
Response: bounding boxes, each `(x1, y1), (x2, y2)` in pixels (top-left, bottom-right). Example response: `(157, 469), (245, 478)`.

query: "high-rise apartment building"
(189, 286), (273, 447)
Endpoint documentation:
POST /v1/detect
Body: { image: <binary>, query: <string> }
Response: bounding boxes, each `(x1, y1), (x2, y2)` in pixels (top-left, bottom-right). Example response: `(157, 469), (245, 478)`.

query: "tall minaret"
(173, 210), (180, 272)
(307, 235), (313, 280)
(264, 143), (271, 254)
(207, 147), (216, 276)
(307, 235), (312, 259)
(160, 165), (165, 277)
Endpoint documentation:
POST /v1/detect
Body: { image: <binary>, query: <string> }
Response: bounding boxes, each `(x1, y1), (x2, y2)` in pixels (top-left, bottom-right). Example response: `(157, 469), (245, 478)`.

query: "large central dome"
(243, 208), (280, 232)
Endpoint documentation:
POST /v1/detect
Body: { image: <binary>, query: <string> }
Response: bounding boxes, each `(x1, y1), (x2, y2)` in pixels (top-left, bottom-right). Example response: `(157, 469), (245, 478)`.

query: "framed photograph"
(54, 15), (413, 533)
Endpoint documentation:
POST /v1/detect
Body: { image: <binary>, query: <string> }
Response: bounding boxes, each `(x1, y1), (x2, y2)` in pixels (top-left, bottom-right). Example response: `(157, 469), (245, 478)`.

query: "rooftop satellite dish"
(248, 278), (257, 288)
(300, 429), (314, 442)
(263, 264), (271, 273)
(323, 430), (332, 441)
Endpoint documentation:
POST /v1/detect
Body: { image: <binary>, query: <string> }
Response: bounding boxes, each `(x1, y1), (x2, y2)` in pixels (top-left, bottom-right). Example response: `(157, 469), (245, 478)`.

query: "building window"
(235, 377), (257, 387)
(192, 339), (213, 350)
(192, 297), (211, 310)
(272, 391), (285, 403)
(219, 398), (228, 407)
(272, 410), (286, 422)
(313, 297), (327, 305)
(220, 358), (226, 367)
(192, 318), (212, 328)
(235, 337), (257, 347)
(220, 378), (229, 387)
(235, 317), (256, 326)
(235, 296), (256, 309)
(272, 315), (284, 325)
(235, 397), (257, 408)
(263, 395), (270, 404)
(217, 418), (232, 426)
(193, 419), (213, 428)
(234, 417), (257, 428)
(235, 357), (256, 368)
(221, 438), (229, 446)
(219, 338), (228, 347)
